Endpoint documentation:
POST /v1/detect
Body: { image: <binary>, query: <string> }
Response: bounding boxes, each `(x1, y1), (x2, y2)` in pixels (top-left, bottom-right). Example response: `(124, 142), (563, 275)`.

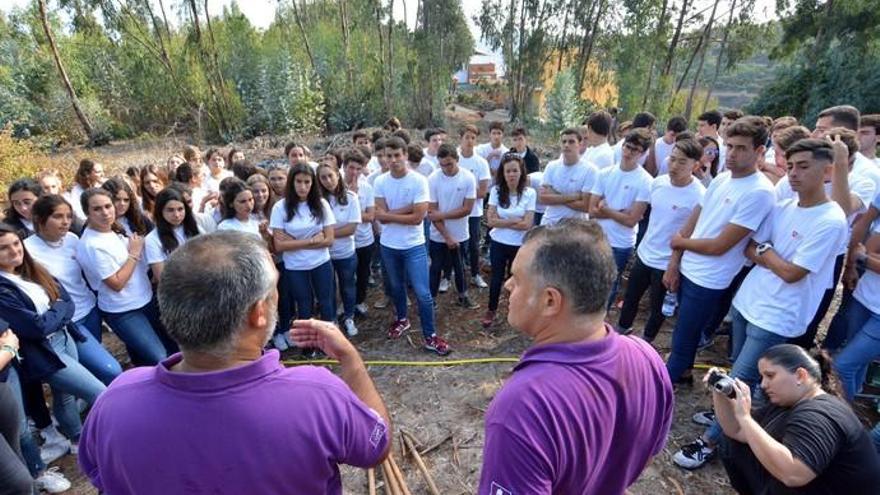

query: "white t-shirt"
(733, 199), (847, 337)
(457, 151), (491, 217)
(637, 176), (706, 271)
(654, 138), (676, 174)
(269, 199), (336, 270)
(853, 222), (880, 315)
(68, 183), (87, 221)
(76, 228), (153, 313)
(528, 172), (546, 213)
(584, 141), (616, 170)
(413, 159), (435, 177)
(353, 181), (376, 249)
(204, 169), (233, 193)
(540, 159), (598, 225)
(680, 171), (776, 290)
(366, 169), (385, 187)
(217, 216), (262, 238)
(613, 139), (648, 169)
(366, 156), (381, 175)
(488, 186), (537, 247)
(144, 225), (190, 265)
(422, 149), (439, 168)
(328, 192), (362, 260)
(428, 168), (476, 244)
(0, 272), (50, 315)
(590, 166), (653, 248)
(853, 152), (880, 193)
(373, 171), (429, 250)
(25, 233), (97, 322)
(475, 142), (509, 177)
(716, 137), (728, 173)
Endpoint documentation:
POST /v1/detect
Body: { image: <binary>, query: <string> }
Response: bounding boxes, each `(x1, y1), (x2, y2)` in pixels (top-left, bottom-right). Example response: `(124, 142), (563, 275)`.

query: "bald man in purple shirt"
(78, 231), (391, 494)
(479, 219), (674, 494)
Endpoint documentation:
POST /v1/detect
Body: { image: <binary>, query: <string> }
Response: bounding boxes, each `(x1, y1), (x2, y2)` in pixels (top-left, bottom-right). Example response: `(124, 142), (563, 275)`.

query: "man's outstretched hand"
(290, 319), (356, 361)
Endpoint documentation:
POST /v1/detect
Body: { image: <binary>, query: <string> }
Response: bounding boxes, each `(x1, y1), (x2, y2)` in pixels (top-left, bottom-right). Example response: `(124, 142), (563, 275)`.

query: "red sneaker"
(387, 319), (411, 339)
(424, 335), (451, 356)
(481, 310), (496, 328)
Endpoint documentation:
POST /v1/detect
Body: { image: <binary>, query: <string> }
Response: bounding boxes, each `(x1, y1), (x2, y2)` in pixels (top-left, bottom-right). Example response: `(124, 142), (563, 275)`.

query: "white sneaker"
(472, 274), (488, 288)
(344, 318), (359, 337)
(69, 443), (78, 456)
(271, 333), (289, 351)
(354, 303), (368, 316)
(34, 467), (71, 493)
(40, 439), (70, 464)
(439, 278), (450, 293)
(40, 424), (67, 446)
(374, 297), (390, 309)
(336, 305), (344, 318)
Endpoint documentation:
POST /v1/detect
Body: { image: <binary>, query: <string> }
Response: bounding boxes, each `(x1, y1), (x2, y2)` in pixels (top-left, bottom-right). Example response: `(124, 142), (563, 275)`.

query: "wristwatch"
(756, 242), (773, 256)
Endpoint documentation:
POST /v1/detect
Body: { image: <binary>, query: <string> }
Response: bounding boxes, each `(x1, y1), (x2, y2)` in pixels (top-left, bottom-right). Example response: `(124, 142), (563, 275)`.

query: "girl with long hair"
(696, 136), (720, 187)
(101, 177), (153, 236)
(318, 162), (361, 336)
(139, 164), (168, 219)
(267, 162), (289, 198)
(269, 164), (335, 355)
(75, 188), (174, 366)
(217, 178), (265, 241)
(144, 187), (201, 281)
(25, 195), (122, 385)
(482, 154), (536, 328)
(0, 222), (106, 486)
(247, 174), (275, 220)
(4, 178), (42, 238)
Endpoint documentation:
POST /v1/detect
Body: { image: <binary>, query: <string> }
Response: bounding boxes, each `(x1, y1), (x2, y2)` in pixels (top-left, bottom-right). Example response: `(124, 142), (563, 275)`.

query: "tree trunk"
(574, 0), (599, 94)
(38, 0), (97, 143)
(577, 0), (606, 97)
(187, 0), (231, 135)
(702, 0), (736, 111)
(387, 0), (394, 116)
(374, 0), (390, 117)
(339, 0), (354, 88)
(641, 0), (670, 107)
(290, 0), (318, 74)
(661, 0), (690, 77)
(678, 0), (718, 117)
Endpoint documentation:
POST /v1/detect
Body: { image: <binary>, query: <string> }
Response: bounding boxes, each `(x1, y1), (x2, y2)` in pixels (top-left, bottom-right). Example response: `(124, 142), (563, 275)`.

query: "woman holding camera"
(712, 344), (880, 494)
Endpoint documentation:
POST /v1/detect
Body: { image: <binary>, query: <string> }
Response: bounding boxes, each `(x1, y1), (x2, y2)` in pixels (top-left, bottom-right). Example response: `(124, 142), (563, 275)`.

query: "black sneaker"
(692, 410), (717, 427)
(673, 438), (715, 469)
(458, 295), (480, 310)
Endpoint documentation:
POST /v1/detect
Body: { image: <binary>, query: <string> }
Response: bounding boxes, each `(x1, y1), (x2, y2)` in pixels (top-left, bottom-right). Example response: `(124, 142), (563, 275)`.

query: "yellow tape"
(282, 357), (727, 370)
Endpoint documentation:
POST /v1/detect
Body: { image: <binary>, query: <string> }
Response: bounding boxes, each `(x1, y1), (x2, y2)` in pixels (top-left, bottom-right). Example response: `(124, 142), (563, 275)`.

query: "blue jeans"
(7, 367), (44, 476)
(666, 275), (727, 382)
(332, 256), (358, 320)
(44, 331), (107, 441)
(705, 308), (789, 443)
(833, 299), (880, 399)
(608, 246), (633, 309)
(102, 299), (171, 366)
(380, 244), (435, 339)
(284, 260), (335, 322)
(73, 306), (123, 385)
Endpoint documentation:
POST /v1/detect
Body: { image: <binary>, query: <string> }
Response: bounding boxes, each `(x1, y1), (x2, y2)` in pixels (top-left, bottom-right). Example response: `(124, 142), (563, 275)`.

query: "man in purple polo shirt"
(78, 231), (390, 494)
(479, 219), (674, 494)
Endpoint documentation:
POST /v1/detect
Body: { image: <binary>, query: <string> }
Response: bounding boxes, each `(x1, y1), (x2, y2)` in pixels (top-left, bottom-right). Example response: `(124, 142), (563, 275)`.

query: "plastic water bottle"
(661, 291), (678, 317)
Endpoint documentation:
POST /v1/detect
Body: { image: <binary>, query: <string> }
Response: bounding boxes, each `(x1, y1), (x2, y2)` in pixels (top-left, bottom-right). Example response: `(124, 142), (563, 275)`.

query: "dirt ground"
(36, 131), (842, 494)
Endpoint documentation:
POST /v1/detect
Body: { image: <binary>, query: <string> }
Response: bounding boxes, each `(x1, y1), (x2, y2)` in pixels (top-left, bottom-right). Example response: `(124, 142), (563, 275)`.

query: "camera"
(707, 370), (737, 399)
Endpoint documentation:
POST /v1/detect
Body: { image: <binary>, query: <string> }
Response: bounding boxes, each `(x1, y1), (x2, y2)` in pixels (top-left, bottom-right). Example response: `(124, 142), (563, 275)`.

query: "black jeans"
(0, 382), (33, 495)
(618, 255), (667, 340)
(355, 243), (375, 305)
(465, 217), (482, 276)
(489, 240), (519, 312)
(799, 253), (847, 350)
(430, 240), (466, 297)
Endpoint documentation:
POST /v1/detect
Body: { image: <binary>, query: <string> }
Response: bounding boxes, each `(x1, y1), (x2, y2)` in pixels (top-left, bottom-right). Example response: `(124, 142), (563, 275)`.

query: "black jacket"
(0, 275), (84, 382)
(523, 147), (541, 174)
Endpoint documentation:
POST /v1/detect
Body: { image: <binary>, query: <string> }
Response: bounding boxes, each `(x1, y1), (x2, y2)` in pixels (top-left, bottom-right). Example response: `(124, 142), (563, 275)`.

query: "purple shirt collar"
(155, 349), (283, 392)
(515, 323), (618, 371)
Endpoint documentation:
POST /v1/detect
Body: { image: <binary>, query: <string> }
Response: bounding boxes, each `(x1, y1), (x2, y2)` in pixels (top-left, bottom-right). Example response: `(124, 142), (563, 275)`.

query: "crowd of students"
(0, 105), (879, 493)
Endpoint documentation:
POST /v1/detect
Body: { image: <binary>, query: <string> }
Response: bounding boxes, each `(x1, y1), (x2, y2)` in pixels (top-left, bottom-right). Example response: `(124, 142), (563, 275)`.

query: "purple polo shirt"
(478, 326), (674, 494)
(79, 350), (388, 494)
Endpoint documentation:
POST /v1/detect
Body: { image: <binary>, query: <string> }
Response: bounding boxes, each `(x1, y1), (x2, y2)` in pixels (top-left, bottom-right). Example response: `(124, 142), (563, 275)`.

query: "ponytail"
(761, 344), (845, 399)
(813, 348), (845, 399)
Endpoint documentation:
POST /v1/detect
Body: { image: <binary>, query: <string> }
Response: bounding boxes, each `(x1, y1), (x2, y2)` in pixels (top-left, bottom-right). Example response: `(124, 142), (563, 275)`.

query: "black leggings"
(355, 243), (374, 305)
(0, 382), (33, 494)
(489, 240), (519, 312)
(618, 255), (666, 340)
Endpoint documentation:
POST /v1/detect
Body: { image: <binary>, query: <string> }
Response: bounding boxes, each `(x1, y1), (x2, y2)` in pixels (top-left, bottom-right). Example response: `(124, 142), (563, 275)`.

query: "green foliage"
(544, 69), (579, 132)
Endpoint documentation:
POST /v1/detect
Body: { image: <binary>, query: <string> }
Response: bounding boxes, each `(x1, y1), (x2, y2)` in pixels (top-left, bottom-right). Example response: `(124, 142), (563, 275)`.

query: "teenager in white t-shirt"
(68, 159), (105, 221)
(697, 110), (727, 173)
(25, 194), (122, 385)
(539, 128), (597, 225)
(318, 163), (362, 337)
(589, 129), (653, 308)
(75, 188), (173, 366)
(457, 125), (492, 288)
(651, 116), (688, 176)
(204, 149), (233, 193)
(270, 164), (337, 345)
(427, 144), (478, 308)
(406, 145), (434, 177)
(475, 121), (509, 180)
(665, 119), (776, 388)
(677, 137), (849, 470)
(421, 128), (446, 169)
(144, 187), (202, 282)
(528, 171), (546, 225)
(343, 151), (377, 317)
(484, 154), (536, 328)
(217, 178), (268, 243)
(618, 139), (705, 341)
(374, 137), (449, 355)
(5, 178), (40, 238)
(101, 177), (153, 237)
(581, 111), (615, 170)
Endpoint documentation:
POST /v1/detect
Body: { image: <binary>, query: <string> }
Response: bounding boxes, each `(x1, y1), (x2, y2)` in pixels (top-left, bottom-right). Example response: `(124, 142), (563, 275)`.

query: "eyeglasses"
(704, 148), (718, 156)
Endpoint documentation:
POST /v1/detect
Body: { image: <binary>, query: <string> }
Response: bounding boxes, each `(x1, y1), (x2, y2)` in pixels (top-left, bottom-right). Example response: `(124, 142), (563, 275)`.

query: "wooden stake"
(388, 455), (412, 495)
(367, 468), (376, 495)
(401, 431), (440, 495)
(381, 459), (401, 495)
